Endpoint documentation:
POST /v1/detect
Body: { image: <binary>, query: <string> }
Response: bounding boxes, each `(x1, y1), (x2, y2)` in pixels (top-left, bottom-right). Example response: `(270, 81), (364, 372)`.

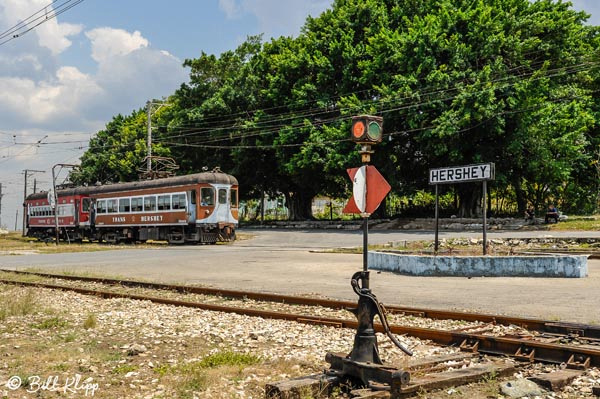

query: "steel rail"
(0, 278), (598, 368)
(1, 268), (599, 339)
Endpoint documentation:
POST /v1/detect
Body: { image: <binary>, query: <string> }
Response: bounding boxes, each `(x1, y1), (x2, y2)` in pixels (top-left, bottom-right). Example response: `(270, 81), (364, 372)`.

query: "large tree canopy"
(73, 0), (600, 218)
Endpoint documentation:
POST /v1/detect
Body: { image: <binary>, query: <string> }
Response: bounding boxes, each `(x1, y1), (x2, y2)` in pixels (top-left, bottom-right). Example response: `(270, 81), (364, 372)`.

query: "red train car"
(25, 191), (91, 241)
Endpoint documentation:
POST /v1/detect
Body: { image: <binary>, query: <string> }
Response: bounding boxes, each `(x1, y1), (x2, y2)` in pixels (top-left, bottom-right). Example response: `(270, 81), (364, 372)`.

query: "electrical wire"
(0, 0), (86, 47)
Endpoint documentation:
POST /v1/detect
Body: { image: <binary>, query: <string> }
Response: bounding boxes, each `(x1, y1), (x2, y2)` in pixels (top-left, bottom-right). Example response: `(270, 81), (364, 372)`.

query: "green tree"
(73, 0), (600, 219)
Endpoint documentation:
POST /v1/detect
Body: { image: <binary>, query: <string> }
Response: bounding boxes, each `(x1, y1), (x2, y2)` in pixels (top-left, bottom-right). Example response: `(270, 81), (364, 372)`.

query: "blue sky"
(0, 0), (598, 230)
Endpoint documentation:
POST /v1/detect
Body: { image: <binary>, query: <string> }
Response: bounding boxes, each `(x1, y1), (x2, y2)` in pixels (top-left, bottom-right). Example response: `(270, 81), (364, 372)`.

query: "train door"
(75, 200), (80, 225)
(187, 190), (197, 223)
(214, 186), (229, 221)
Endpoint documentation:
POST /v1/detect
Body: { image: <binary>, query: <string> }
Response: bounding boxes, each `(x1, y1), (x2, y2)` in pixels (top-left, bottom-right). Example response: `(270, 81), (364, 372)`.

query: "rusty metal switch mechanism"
(325, 270), (413, 395)
(349, 271), (413, 363)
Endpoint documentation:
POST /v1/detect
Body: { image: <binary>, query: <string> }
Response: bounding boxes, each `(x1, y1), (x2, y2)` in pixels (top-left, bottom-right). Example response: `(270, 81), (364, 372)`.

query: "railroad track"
(0, 268), (598, 370)
(1, 268), (598, 341)
(1, 269), (599, 397)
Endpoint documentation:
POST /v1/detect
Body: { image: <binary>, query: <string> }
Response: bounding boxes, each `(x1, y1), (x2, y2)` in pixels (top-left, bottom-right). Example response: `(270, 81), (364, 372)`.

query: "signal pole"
(22, 169), (44, 236)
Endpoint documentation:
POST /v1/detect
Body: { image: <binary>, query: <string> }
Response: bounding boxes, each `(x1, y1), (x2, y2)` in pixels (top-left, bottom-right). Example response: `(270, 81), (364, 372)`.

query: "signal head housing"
(351, 115), (383, 144)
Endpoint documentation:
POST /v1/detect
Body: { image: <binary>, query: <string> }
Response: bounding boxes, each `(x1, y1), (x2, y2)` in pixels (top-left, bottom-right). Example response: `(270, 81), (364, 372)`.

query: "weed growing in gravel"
(112, 364), (138, 375)
(197, 351), (261, 368)
(32, 316), (68, 329)
(156, 351), (262, 398)
(482, 370), (498, 397)
(179, 371), (208, 397)
(83, 313), (97, 329)
(297, 386), (316, 399)
(52, 363), (69, 372)
(0, 288), (37, 320)
(62, 332), (77, 343)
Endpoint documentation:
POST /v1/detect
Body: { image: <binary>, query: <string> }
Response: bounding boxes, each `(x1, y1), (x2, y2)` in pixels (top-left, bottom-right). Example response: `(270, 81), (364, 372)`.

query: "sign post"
(429, 163), (495, 255)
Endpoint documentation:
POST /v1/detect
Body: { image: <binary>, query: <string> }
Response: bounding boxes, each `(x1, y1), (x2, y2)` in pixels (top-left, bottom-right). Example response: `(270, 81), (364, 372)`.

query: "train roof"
(26, 171), (238, 201)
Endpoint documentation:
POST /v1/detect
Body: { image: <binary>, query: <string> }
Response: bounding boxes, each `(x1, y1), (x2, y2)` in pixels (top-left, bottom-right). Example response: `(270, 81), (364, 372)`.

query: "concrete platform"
(369, 252), (588, 278)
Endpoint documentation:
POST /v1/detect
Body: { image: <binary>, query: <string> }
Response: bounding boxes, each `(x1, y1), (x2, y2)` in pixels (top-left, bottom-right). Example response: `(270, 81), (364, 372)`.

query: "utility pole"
(146, 100), (152, 173)
(146, 100), (172, 175)
(22, 169), (45, 236)
(0, 183), (3, 228)
(33, 178), (37, 194)
(52, 163), (78, 245)
(14, 209), (18, 231)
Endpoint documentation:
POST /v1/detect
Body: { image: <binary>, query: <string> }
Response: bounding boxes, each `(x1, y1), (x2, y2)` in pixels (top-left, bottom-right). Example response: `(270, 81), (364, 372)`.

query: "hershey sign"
(429, 163), (495, 185)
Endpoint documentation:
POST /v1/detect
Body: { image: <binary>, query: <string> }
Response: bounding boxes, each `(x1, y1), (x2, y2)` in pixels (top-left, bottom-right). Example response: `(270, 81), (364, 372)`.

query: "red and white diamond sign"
(342, 165), (391, 215)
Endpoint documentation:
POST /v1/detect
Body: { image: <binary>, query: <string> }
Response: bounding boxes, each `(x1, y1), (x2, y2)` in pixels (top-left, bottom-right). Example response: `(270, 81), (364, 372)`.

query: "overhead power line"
(0, 0), (86, 47)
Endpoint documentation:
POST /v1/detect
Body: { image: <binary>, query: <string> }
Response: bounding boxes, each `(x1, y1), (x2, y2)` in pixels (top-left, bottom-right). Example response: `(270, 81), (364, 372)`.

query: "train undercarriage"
(26, 223), (236, 245)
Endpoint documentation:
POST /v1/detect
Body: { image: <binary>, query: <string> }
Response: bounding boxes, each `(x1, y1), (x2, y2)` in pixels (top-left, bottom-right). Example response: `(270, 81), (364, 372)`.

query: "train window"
(201, 188), (214, 206)
(218, 189), (227, 204)
(131, 197), (143, 212)
(190, 190), (196, 205)
(82, 198), (91, 212)
(97, 200), (107, 214)
(230, 189), (238, 207)
(119, 198), (130, 213)
(172, 194), (186, 210)
(144, 196), (156, 212)
(107, 199), (118, 213)
(157, 195), (171, 211)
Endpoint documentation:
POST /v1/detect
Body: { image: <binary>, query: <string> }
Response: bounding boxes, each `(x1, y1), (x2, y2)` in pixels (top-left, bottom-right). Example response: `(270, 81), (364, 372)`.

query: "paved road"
(1, 228), (599, 323)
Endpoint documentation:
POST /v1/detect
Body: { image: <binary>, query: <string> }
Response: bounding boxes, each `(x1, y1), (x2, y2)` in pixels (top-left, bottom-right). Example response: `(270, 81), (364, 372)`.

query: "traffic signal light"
(351, 115), (383, 144)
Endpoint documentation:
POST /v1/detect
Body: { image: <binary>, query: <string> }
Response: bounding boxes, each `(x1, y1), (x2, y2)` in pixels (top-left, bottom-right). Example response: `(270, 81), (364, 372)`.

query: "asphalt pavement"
(1, 228), (598, 323)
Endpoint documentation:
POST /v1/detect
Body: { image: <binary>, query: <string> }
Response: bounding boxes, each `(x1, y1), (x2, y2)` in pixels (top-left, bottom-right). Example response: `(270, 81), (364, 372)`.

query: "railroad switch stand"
(324, 271), (413, 395)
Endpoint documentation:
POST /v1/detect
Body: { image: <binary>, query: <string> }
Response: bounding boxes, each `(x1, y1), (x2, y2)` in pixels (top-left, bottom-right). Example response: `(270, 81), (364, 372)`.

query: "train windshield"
(218, 189), (227, 204)
(230, 189), (238, 207)
(201, 188), (214, 206)
(82, 198), (91, 212)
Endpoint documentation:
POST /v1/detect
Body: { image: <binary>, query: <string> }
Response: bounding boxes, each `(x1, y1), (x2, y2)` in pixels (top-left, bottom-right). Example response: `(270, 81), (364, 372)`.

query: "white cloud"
(85, 27), (149, 63)
(219, 0), (241, 19)
(219, 0), (331, 38)
(570, 0), (600, 25)
(0, 0), (82, 55)
(243, 0), (330, 35)
(0, 67), (103, 128)
(0, 25), (186, 130)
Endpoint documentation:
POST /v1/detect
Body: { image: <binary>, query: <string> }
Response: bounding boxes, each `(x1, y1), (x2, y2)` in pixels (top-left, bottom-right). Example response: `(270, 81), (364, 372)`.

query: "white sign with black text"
(429, 163), (495, 185)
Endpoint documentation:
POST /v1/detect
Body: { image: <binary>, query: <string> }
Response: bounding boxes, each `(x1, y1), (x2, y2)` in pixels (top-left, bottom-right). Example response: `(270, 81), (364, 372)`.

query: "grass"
(0, 288), (38, 321)
(547, 215), (600, 231)
(32, 316), (69, 329)
(112, 364), (138, 375)
(194, 351), (261, 368)
(0, 231), (158, 255)
(155, 351), (262, 398)
(83, 313), (97, 329)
